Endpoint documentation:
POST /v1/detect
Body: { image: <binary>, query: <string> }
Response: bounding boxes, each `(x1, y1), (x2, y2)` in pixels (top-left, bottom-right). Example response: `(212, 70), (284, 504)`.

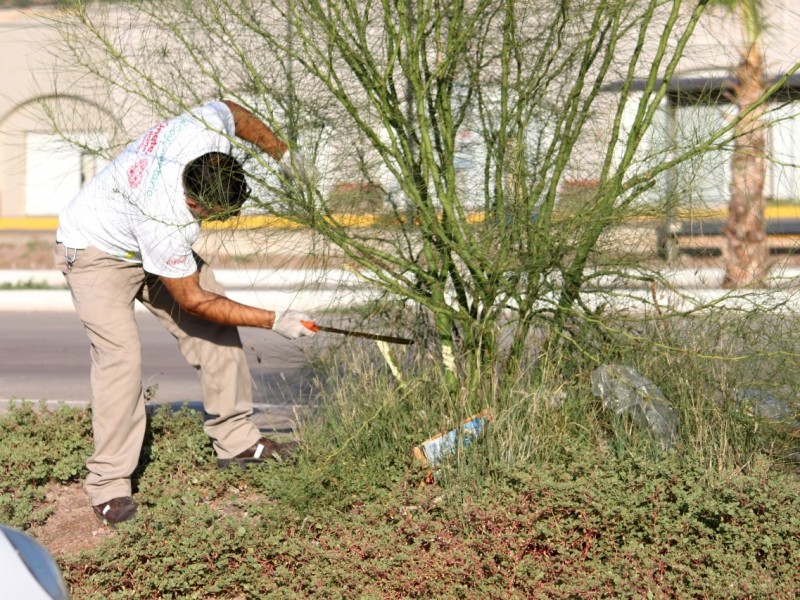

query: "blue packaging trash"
(413, 410), (491, 470)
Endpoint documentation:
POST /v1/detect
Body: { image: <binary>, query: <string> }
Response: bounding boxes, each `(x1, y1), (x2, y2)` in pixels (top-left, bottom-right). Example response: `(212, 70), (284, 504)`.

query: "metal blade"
(301, 321), (414, 345)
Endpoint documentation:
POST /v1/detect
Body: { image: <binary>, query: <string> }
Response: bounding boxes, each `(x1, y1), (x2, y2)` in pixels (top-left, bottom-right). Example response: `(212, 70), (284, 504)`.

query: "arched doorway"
(0, 94), (121, 218)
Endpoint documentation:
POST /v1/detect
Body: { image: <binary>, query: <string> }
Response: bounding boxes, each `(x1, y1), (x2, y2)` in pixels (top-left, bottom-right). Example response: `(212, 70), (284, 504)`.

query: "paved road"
(0, 311), (319, 432)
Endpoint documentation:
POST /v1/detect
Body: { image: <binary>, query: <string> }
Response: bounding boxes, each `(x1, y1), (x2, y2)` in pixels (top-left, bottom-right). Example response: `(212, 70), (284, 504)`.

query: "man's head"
(183, 152), (250, 220)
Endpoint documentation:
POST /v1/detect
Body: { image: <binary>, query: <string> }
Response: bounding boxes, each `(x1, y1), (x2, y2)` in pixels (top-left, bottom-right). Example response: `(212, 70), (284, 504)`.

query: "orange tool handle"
(301, 320), (321, 332)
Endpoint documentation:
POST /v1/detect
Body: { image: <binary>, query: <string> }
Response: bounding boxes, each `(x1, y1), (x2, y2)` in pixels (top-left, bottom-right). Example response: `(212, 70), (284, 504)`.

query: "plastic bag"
(734, 387), (796, 423)
(591, 364), (678, 450)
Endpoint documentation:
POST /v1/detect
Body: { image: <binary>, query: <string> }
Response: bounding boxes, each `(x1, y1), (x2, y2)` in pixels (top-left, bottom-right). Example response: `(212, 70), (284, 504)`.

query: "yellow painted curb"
(667, 205), (800, 220)
(0, 214), (390, 231)
(0, 217), (59, 231)
(0, 212), (488, 232)
(4, 205), (800, 232)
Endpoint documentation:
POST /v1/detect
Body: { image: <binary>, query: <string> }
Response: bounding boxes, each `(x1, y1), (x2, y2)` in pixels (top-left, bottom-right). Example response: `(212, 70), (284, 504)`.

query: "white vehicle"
(0, 524), (69, 599)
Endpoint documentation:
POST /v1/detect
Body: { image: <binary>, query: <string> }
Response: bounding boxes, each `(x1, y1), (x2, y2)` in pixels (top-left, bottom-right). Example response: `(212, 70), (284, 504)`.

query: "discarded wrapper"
(412, 410), (492, 474)
(591, 364), (678, 451)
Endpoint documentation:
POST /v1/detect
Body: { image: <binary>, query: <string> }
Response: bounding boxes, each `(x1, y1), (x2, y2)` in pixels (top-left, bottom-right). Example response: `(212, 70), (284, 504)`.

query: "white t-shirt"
(57, 101), (236, 278)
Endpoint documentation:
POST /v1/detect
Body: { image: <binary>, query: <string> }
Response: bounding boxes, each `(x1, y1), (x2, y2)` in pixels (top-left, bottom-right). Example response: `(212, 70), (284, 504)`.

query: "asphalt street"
(0, 311), (319, 433)
(0, 265), (378, 434)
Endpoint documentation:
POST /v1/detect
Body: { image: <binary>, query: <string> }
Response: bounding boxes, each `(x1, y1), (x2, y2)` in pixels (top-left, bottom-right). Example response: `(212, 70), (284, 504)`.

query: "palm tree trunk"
(722, 42), (769, 288)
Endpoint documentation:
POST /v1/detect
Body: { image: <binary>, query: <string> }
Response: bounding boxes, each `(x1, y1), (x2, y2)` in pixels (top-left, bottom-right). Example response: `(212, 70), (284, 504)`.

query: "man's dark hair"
(182, 152), (250, 213)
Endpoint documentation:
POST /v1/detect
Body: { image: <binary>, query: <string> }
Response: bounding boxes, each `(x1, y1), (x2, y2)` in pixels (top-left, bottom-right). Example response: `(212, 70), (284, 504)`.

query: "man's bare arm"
(223, 100), (288, 160)
(159, 271), (276, 329)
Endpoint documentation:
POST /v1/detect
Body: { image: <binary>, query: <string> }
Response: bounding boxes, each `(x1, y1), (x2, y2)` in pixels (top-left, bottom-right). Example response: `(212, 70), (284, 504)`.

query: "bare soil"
(0, 230), (346, 270)
(0, 232), (57, 270)
(25, 481), (264, 559)
(27, 483), (117, 557)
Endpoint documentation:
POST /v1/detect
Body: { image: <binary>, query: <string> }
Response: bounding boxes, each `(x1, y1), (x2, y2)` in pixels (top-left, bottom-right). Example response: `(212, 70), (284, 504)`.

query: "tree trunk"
(722, 42), (769, 288)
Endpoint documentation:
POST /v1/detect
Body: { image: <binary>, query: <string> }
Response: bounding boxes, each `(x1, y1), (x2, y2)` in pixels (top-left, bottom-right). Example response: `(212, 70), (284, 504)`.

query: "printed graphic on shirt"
(127, 159), (147, 188)
(128, 122), (166, 189)
(166, 255), (190, 267)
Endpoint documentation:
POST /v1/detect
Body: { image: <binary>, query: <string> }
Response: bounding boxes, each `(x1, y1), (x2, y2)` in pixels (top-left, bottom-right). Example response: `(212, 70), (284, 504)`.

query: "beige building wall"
(679, 0), (800, 78)
(0, 8), (60, 217)
(1, 2), (799, 219)
(0, 7), (134, 220)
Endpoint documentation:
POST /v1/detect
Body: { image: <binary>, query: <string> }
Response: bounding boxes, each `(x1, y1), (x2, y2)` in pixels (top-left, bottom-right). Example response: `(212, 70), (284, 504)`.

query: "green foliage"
(0, 401), (93, 528)
(326, 182), (387, 214)
(51, 0), (729, 399)
(454, 452), (800, 597)
(4, 329), (800, 597)
(0, 279), (54, 290)
(48, 399), (800, 597)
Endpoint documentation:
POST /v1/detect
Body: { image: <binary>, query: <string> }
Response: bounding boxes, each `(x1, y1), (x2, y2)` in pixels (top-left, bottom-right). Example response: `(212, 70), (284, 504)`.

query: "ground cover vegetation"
(10, 0), (799, 595)
(4, 316), (800, 597)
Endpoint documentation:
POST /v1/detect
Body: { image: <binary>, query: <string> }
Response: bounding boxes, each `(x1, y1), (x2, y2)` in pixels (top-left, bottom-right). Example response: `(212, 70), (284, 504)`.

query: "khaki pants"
(55, 243), (260, 505)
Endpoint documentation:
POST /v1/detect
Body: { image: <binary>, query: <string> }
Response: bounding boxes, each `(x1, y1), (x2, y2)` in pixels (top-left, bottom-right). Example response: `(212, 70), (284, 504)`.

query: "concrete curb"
(0, 289), (382, 312)
(6, 266), (800, 289)
(0, 268), (361, 289)
(0, 268), (373, 312)
(3, 266), (800, 312)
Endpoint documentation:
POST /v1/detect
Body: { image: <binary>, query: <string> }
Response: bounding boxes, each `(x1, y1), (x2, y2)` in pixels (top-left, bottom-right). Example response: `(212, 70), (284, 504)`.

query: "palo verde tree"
(49, 0), (793, 402)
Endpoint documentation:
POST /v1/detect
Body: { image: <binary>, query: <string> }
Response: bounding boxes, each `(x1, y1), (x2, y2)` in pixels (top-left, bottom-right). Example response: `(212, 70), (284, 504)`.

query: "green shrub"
(0, 401), (92, 528)
(3, 329), (800, 597)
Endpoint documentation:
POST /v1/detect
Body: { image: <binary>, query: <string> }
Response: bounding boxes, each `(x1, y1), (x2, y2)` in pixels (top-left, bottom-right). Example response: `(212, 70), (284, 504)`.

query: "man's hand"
(273, 310), (317, 339)
(278, 150), (319, 187)
(222, 100), (318, 187)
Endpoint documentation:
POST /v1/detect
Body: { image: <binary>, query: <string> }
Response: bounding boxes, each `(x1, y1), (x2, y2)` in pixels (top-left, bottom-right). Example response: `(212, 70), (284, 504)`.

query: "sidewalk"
(4, 218), (800, 316)
(5, 264), (800, 313)
(0, 267), (377, 312)
(0, 225), (373, 311)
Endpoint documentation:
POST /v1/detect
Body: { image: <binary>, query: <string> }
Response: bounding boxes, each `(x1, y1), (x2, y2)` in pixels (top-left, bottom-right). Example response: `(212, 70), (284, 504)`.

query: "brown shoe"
(217, 437), (298, 469)
(92, 496), (137, 526)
